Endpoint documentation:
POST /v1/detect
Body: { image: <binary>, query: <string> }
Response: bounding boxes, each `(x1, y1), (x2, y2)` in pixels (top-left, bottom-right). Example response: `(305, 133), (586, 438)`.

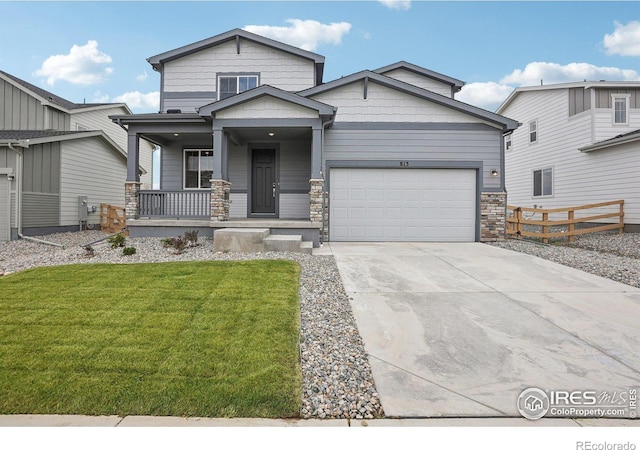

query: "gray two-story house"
(112, 28), (519, 246)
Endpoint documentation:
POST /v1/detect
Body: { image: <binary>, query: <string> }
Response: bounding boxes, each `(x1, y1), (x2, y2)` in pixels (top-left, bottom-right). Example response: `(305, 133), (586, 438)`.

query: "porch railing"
(139, 190), (211, 218)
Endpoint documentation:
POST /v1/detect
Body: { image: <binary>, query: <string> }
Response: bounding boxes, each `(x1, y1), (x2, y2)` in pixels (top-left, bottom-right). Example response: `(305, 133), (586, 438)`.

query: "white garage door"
(330, 168), (476, 242)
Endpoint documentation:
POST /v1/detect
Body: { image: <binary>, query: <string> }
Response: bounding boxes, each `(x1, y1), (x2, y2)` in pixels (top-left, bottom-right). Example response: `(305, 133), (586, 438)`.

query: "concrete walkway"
(328, 242), (640, 419)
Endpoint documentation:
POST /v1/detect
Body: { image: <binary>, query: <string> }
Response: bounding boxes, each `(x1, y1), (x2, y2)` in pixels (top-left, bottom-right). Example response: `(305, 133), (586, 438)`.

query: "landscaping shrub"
(122, 246), (136, 256)
(107, 232), (126, 248)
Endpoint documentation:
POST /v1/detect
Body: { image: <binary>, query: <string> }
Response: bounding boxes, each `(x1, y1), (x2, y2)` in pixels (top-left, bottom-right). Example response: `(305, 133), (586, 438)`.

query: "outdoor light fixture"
(490, 169), (499, 177)
(268, 132), (275, 137)
(174, 133), (179, 136)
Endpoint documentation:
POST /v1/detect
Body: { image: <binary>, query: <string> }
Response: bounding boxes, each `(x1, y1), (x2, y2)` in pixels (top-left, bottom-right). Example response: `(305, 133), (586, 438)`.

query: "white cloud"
(457, 82), (515, 112)
(136, 71), (148, 82)
(112, 91), (159, 112)
(243, 19), (351, 51)
(378, 0), (411, 10)
(500, 61), (640, 86)
(34, 40), (113, 86)
(603, 21), (640, 56)
(92, 91), (110, 103)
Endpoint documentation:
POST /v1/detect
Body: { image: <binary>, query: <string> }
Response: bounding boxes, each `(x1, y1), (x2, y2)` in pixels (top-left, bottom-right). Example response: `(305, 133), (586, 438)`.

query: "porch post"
(310, 125), (325, 239)
(125, 130), (141, 221)
(311, 126), (322, 179)
(210, 125), (230, 221)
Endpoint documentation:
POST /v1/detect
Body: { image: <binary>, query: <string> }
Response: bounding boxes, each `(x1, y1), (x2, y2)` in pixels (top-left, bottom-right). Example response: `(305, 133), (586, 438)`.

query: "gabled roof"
(497, 80), (640, 114)
(0, 130), (127, 161)
(374, 61), (465, 92)
(0, 70), (132, 114)
(578, 128), (640, 153)
(147, 28), (325, 84)
(198, 84), (336, 120)
(300, 71), (520, 131)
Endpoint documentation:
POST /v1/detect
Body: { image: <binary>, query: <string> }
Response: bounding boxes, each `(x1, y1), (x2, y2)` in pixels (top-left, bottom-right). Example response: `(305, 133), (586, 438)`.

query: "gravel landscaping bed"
(491, 232), (640, 289)
(0, 231), (383, 420)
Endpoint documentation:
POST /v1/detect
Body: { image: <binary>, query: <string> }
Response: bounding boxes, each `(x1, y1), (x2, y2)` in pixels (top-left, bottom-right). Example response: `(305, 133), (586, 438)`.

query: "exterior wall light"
(490, 169), (499, 177)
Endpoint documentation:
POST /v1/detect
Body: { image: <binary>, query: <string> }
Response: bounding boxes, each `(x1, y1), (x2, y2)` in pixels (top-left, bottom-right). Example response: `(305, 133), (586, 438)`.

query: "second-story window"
(529, 120), (538, 144)
(612, 94), (629, 125)
(218, 75), (258, 100)
(505, 133), (513, 151)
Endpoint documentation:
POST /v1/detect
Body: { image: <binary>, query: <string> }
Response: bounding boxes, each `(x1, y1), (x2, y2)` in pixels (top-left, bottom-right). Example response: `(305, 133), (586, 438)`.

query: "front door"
(251, 148), (277, 215)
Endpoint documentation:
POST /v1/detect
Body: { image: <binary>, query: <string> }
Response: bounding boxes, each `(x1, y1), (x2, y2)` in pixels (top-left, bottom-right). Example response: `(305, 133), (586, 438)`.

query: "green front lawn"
(0, 260), (301, 418)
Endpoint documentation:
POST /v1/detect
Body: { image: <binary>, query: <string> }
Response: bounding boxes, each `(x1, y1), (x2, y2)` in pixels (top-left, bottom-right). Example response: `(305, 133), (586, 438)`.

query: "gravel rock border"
(491, 232), (640, 289)
(0, 231), (384, 420)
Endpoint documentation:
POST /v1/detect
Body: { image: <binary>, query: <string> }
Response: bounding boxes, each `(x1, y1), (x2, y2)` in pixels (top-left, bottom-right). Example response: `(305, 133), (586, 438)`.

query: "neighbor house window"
(184, 150), (213, 189)
(612, 94), (629, 125)
(218, 75), (258, 100)
(505, 133), (512, 151)
(533, 168), (553, 197)
(529, 120), (538, 143)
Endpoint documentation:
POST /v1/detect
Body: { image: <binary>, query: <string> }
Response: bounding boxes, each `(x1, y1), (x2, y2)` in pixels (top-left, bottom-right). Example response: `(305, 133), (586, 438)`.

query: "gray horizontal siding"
(279, 193), (309, 219)
(323, 127), (502, 190)
(22, 192), (60, 227)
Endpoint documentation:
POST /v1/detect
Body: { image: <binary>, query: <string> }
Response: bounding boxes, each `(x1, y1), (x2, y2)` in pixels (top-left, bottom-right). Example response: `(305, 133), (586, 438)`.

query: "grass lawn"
(0, 260), (301, 418)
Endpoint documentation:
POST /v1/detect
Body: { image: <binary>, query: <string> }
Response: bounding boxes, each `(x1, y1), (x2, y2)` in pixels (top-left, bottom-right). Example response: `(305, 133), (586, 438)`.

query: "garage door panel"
(330, 168), (476, 242)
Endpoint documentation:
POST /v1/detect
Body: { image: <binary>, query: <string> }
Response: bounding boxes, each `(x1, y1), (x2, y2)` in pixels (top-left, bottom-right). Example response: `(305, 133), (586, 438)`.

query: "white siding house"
(497, 81), (640, 230)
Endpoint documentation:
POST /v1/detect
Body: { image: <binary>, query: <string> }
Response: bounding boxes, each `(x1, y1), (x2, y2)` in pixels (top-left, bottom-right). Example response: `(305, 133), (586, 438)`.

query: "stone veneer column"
(210, 179), (231, 221)
(309, 178), (327, 240)
(124, 181), (142, 221)
(480, 192), (507, 242)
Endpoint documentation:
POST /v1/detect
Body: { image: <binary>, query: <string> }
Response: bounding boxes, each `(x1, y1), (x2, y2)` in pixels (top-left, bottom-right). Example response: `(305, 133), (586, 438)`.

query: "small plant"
(184, 230), (199, 245)
(107, 232), (126, 249)
(122, 246), (136, 256)
(171, 236), (188, 254)
(83, 245), (95, 258)
(161, 237), (175, 248)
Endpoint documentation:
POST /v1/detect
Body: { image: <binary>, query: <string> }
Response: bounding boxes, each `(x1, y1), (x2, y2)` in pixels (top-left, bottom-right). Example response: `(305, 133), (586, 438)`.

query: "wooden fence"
(100, 203), (126, 234)
(507, 200), (624, 243)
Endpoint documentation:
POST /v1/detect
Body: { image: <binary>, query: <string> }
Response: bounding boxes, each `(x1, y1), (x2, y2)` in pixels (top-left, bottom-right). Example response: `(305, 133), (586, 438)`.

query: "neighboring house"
(112, 28), (519, 245)
(0, 70), (154, 241)
(497, 81), (640, 231)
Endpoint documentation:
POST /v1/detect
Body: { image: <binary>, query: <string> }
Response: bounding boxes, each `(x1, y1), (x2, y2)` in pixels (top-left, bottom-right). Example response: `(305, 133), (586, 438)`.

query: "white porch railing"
(139, 190), (210, 218)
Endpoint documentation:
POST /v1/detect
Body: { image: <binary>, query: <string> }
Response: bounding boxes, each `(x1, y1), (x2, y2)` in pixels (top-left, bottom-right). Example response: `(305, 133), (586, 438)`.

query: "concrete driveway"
(328, 242), (640, 418)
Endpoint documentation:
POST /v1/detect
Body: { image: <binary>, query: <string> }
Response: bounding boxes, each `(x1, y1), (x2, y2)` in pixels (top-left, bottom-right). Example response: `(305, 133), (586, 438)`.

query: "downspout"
(7, 143), (64, 247)
(320, 114), (335, 244)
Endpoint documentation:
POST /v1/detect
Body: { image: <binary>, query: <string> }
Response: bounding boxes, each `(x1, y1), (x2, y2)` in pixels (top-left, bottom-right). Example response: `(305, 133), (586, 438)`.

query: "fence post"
(542, 212), (549, 244)
(568, 210), (575, 243)
(515, 208), (522, 238)
(620, 201), (624, 234)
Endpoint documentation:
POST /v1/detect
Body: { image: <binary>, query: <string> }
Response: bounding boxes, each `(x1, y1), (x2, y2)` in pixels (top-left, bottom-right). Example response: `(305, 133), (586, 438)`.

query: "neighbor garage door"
(330, 168), (476, 242)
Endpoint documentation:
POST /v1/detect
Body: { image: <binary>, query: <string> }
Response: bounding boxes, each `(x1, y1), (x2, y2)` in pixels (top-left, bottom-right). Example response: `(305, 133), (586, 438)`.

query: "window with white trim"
(505, 133), (512, 151)
(612, 94), (629, 125)
(533, 168), (552, 197)
(184, 149), (213, 189)
(218, 75), (258, 100)
(529, 120), (538, 143)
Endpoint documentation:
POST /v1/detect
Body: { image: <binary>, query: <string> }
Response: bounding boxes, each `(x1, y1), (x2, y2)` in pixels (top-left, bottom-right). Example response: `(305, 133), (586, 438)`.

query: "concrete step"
(263, 234), (302, 253)
(299, 241), (313, 255)
(213, 228), (270, 253)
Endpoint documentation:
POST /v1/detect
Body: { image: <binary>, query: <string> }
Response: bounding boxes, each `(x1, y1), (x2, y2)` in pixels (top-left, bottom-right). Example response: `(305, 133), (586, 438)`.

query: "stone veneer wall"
(480, 191), (507, 242)
(210, 179), (231, 221)
(124, 181), (141, 221)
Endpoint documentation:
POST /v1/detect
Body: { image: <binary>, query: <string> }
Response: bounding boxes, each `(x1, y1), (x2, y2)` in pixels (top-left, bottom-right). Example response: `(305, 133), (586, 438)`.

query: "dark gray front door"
(251, 148), (276, 215)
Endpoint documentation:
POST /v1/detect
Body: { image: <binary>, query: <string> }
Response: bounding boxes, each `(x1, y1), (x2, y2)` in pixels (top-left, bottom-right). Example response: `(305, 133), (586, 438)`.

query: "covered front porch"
(113, 86), (335, 246)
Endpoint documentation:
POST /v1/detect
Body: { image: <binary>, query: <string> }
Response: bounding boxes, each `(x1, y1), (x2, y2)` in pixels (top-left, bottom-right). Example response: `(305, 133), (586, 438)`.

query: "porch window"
(218, 75), (258, 100)
(184, 150), (213, 189)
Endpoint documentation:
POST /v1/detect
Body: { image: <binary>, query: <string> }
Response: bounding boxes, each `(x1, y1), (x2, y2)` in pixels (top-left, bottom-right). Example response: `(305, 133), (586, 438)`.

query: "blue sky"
(1, 1), (639, 112)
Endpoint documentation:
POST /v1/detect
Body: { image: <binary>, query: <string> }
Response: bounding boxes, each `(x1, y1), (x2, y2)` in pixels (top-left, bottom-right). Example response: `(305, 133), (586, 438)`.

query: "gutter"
(6, 142), (64, 247)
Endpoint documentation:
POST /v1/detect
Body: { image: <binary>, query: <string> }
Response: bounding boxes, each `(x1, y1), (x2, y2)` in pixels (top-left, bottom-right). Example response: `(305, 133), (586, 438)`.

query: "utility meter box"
(78, 196), (88, 221)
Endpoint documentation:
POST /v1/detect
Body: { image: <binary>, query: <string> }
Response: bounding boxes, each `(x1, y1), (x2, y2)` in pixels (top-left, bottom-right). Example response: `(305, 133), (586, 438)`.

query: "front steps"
(213, 228), (313, 254)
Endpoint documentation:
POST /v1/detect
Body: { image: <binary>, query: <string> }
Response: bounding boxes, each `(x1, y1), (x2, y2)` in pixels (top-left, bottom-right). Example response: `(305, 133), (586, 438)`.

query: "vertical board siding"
(22, 142), (61, 194)
(310, 81), (494, 124)
(381, 68), (453, 97)
(59, 138), (127, 226)
(1, 79), (46, 130)
(162, 39), (315, 111)
(323, 128), (501, 190)
(22, 192), (60, 227)
(503, 88), (640, 224)
(0, 174), (10, 241)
